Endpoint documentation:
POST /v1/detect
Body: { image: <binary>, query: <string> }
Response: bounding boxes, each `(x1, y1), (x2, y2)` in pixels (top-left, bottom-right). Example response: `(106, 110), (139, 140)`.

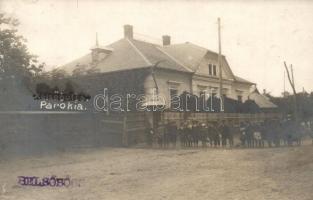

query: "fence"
(162, 112), (281, 124)
(0, 111), (281, 156)
(106, 111), (282, 147)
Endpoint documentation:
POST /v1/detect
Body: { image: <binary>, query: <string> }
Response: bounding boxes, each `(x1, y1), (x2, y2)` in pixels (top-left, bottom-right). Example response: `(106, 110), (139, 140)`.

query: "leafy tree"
(64, 81), (74, 94)
(270, 92), (313, 121)
(72, 64), (87, 77)
(0, 13), (44, 78)
(49, 68), (68, 80)
(35, 82), (51, 95)
(86, 66), (100, 75)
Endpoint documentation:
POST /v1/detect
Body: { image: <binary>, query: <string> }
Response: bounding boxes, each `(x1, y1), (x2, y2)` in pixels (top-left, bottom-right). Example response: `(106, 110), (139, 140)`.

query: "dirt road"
(0, 145), (312, 200)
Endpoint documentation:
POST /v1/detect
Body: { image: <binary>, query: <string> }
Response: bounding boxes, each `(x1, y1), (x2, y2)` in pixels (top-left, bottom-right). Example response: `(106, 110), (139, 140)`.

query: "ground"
(0, 143), (313, 200)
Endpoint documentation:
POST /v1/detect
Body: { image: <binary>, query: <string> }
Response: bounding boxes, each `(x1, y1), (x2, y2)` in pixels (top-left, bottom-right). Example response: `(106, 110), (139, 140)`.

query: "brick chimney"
(124, 24), (133, 39)
(162, 35), (171, 46)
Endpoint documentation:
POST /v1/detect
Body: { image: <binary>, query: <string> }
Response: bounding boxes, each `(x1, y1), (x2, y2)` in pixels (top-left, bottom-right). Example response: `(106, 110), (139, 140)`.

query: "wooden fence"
(103, 111), (282, 147)
(162, 112), (282, 124)
(0, 111), (282, 156)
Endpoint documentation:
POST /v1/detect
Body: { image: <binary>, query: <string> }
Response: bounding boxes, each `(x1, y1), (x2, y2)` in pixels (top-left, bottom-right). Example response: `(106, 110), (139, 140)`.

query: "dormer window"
(90, 46), (113, 65)
(208, 64), (217, 76)
(90, 33), (113, 64)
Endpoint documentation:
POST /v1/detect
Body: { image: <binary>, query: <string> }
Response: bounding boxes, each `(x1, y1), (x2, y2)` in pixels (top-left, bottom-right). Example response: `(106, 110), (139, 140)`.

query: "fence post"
(122, 114), (128, 147)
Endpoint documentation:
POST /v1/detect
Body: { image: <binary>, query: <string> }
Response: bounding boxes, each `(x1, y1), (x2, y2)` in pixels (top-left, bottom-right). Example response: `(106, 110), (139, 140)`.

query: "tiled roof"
(161, 42), (238, 80)
(234, 76), (255, 85)
(162, 42), (208, 71)
(60, 37), (252, 86)
(248, 90), (277, 108)
(61, 38), (192, 74)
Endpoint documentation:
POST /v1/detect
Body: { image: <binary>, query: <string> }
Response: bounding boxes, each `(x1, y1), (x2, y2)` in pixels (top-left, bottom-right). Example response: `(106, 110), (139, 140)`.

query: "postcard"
(0, 0), (312, 199)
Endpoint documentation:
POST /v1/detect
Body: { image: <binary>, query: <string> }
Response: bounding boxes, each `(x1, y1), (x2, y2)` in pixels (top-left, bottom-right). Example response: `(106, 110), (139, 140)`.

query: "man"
(246, 122), (254, 148)
(208, 121), (220, 147)
(239, 122), (247, 147)
(164, 121), (177, 148)
(199, 123), (208, 147)
(253, 123), (262, 148)
(185, 120), (194, 147)
(228, 122), (234, 148)
(192, 121), (200, 147)
(220, 121), (230, 148)
(178, 122), (188, 147)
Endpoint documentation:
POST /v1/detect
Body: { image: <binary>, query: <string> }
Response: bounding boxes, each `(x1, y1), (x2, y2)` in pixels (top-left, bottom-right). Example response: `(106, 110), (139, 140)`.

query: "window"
(208, 64), (212, 75)
(169, 88), (178, 109)
(208, 64), (217, 76)
(213, 65), (217, 76)
(170, 88), (178, 98)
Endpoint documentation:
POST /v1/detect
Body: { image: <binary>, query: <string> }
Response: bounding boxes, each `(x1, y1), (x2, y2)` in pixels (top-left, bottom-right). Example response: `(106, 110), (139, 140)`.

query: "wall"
(0, 113), (123, 158)
(192, 51), (252, 102)
(195, 53), (232, 79)
(144, 69), (192, 108)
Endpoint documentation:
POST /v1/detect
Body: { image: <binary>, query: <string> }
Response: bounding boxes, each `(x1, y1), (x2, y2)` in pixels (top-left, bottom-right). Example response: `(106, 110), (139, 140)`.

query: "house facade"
(61, 25), (258, 109)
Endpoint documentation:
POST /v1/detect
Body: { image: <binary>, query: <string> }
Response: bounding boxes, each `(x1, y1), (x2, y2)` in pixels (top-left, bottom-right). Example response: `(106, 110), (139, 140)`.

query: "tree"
(72, 64), (87, 77)
(64, 81), (74, 94)
(0, 13), (43, 78)
(284, 62), (298, 123)
(49, 68), (68, 80)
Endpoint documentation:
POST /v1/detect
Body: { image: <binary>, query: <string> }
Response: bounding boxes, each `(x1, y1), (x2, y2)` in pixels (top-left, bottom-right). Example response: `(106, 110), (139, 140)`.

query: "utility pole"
(284, 61), (298, 124)
(283, 71), (286, 97)
(217, 18), (224, 112)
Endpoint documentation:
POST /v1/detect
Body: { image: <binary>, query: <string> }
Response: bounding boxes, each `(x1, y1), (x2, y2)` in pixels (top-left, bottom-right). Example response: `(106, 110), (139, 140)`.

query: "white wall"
(144, 69), (191, 108)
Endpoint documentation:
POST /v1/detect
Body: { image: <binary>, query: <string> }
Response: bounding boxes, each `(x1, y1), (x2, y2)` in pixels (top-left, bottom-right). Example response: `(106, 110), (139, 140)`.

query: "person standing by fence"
(220, 121), (230, 148)
(239, 122), (247, 147)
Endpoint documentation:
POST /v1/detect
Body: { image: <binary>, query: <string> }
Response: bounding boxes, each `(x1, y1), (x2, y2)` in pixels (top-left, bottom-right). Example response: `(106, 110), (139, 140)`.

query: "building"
(61, 25), (270, 110)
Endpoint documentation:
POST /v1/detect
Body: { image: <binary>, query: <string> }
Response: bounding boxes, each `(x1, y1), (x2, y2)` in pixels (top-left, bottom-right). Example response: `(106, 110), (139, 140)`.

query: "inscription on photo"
(17, 176), (71, 187)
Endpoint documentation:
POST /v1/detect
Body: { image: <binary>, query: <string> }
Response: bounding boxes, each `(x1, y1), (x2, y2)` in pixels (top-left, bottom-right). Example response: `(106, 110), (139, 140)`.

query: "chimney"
(124, 24), (133, 39)
(162, 35), (171, 46)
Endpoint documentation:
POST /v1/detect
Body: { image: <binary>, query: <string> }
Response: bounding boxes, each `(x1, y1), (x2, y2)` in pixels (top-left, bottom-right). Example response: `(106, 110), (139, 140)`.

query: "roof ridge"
(126, 38), (152, 66)
(172, 42), (226, 57)
(132, 38), (161, 47)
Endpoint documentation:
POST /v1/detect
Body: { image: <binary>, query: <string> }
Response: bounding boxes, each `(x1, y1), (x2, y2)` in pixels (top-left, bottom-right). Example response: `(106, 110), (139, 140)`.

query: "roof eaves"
(222, 56), (236, 79)
(234, 76), (255, 85)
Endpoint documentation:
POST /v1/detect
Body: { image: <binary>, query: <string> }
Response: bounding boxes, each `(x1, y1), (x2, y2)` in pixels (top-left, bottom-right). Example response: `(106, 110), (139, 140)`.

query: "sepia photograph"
(0, 0), (313, 199)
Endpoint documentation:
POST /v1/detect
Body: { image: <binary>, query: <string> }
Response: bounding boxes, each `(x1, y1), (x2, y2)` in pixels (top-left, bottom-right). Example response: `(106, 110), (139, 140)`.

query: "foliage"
(0, 13), (44, 78)
(173, 92), (260, 113)
(269, 92), (313, 121)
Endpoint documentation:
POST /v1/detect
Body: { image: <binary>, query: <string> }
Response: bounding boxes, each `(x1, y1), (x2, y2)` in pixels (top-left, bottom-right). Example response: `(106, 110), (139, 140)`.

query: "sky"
(1, 0), (313, 96)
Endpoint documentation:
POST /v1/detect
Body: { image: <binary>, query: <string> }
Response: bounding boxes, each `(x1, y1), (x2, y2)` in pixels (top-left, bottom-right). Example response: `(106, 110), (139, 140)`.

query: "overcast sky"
(1, 0), (312, 96)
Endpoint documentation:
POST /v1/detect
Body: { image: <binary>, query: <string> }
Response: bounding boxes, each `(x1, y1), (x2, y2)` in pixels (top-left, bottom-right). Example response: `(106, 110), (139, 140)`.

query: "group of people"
(146, 118), (313, 148)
